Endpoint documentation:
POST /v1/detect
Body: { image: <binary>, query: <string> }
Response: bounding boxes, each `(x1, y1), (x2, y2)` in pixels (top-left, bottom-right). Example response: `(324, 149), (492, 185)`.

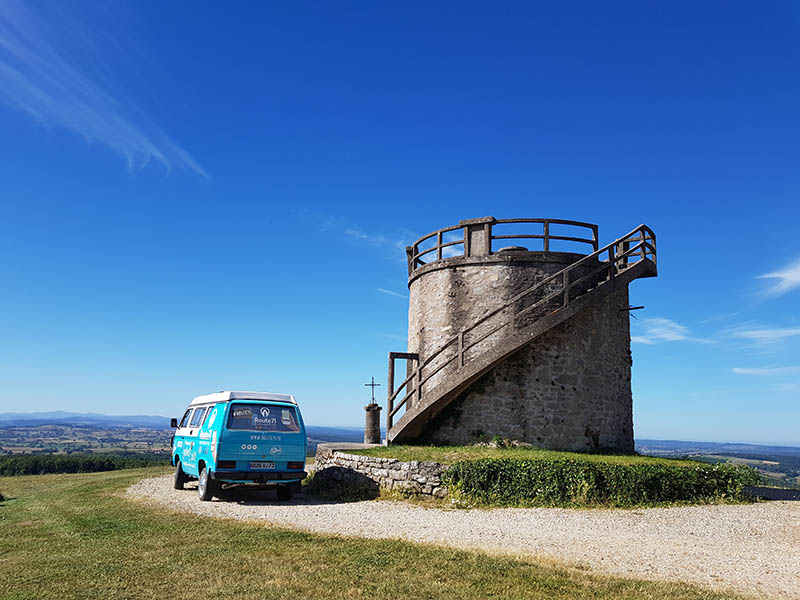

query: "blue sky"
(1, 1), (799, 445)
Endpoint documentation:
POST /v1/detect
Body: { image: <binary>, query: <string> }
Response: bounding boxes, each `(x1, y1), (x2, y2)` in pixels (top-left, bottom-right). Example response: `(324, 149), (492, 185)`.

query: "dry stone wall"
(313, 445), (448, 498)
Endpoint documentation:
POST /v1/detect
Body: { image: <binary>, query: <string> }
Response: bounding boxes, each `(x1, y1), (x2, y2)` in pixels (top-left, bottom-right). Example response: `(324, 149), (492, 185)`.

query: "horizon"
(2, 408), (799, 449)
(1, 2), (799, 445)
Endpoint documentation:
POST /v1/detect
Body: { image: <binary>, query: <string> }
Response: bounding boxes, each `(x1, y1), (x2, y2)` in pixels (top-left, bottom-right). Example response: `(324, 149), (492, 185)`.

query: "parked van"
(170, 391), (307, 501)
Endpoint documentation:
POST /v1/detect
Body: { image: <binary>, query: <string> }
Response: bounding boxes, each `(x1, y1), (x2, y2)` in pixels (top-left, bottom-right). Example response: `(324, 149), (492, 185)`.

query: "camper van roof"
(190, 391), (297, 406)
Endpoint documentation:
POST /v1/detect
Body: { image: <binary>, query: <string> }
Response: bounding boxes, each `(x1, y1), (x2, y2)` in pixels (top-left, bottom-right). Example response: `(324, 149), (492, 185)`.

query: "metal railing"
(406, 217), (599, 276)
(388, 224), (656, 431)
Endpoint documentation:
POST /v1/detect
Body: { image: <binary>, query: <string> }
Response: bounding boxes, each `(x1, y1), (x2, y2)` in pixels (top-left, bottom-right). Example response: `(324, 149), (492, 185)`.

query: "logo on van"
(254, 406), (277, 426)
(269, 446), (282, 455)
(207, 409), (217, 428)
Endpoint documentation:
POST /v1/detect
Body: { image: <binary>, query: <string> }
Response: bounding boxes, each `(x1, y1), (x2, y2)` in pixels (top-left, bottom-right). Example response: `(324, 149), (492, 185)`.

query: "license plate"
(250, 461), (275, 470)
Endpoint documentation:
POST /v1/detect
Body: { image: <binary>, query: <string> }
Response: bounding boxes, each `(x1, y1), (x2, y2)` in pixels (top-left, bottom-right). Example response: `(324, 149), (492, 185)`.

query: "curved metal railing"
(388, 224), (656, 431)
(406, 217), (599, 276)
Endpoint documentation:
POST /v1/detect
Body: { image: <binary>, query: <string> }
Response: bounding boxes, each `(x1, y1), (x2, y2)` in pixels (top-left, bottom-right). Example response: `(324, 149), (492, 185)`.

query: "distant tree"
(0, 453), (169, 476)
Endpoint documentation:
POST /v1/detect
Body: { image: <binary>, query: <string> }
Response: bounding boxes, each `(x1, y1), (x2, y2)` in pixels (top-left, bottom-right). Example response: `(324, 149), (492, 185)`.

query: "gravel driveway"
(128, 475), (800, 599)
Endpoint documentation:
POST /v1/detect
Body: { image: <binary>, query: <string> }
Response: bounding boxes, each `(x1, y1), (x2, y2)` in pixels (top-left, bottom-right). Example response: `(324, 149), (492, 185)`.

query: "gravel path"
(128, 475), (800, 599)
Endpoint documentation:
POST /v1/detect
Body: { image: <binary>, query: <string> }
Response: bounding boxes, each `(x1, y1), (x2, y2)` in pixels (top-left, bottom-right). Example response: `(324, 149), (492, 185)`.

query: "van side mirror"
(170, 418), (178, 428)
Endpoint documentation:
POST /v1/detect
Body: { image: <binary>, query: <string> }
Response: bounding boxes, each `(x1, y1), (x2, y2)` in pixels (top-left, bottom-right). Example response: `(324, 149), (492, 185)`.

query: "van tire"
(173, 460), (188, 490)
(197, 467), (218, 501)
(276, 484), (292, 501)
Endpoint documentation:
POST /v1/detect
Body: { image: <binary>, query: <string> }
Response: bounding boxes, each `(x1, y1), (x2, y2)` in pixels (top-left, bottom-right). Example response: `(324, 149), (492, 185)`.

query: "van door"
(179, 405), (209, 476)
(196, 403), (224, 472)
(173, 407), (193, 470)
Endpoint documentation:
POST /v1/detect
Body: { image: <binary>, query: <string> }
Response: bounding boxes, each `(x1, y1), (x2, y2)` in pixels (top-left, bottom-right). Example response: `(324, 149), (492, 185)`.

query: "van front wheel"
(197, 467), (218, 501)
(173, 460), (188, 490)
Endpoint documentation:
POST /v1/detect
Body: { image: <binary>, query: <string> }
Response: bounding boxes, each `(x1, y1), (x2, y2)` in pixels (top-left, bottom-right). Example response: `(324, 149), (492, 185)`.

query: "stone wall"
(313, 445), (448, 498)
(417, 287), (633, 452)
(406, 250), (634, 452)
(408, 252), (596, 365)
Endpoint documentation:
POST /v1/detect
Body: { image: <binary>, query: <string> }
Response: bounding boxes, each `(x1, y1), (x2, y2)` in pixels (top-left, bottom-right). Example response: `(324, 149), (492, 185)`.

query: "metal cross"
(364, 376), (381, 404)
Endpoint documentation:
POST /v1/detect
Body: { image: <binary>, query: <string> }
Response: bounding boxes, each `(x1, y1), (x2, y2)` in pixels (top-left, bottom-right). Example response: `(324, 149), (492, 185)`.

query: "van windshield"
(227, 403), (300, 432)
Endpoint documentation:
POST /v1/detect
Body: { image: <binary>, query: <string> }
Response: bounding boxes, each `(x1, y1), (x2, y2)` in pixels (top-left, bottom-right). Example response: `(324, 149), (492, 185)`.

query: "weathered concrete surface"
(418, 288), (633, 451)
(407, 251), (633, 452)
(363, 403), (382, 444)
(408, 252), (596, 362)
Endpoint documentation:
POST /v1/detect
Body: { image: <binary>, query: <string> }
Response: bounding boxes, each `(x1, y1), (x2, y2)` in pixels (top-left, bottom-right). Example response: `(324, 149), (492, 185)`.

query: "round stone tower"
(386, 217), (658, 453)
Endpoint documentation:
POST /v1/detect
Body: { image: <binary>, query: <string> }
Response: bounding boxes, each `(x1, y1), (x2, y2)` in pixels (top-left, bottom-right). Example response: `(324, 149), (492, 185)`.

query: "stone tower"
(385, 217), (657, 452)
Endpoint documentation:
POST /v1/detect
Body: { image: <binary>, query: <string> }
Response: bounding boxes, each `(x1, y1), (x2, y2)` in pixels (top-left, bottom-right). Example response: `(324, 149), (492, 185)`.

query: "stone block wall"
(417, 287), (634, 452)
(404, 249), (634, 452)
(313, 445), (448, 498)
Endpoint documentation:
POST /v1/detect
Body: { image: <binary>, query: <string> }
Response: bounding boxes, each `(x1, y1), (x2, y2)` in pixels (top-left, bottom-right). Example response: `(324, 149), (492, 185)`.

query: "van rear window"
(227, 403), (300, 432)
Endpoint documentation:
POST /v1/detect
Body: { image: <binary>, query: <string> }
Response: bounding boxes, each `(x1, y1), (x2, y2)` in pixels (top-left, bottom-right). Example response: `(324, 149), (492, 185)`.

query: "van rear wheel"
(173, 460), (188, 490)
(197, 467), (218, 501)
(276, 484), (292, 501)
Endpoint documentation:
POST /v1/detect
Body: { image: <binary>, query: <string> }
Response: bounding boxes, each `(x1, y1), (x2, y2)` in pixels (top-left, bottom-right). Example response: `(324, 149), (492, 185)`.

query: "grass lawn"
(0, 468), (749, 600)
(348, 444), (699, 466)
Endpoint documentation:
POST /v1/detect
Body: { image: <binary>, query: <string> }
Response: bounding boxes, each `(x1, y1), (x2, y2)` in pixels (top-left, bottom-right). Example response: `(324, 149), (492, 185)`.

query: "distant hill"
(305, 426), (365, 443)
(2, 413), (795, 455)
(636, 439), (800, 457)
(0, 411), (369, 442)
(0, 411), (171, 429)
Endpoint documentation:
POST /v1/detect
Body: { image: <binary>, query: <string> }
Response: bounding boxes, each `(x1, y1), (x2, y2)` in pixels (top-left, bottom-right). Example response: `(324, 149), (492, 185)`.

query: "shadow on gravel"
(178, 482), (353, 506)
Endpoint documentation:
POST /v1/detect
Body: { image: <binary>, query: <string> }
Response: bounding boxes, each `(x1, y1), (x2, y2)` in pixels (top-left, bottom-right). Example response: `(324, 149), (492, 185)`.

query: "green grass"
(0, 469), (750, 600)
(349, 444), (698, 466)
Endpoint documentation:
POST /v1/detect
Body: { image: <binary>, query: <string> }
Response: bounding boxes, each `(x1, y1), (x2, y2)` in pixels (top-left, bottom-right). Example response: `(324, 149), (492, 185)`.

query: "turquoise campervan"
(170, 391), (307, 501)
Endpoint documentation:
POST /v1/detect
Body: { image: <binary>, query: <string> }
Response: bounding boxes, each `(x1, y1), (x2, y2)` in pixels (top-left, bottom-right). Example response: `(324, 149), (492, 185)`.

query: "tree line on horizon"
(0, 452), (170, 476)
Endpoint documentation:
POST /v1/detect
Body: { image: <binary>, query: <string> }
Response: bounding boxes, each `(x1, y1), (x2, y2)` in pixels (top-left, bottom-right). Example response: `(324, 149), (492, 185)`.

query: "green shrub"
(441, 458), (762, 507)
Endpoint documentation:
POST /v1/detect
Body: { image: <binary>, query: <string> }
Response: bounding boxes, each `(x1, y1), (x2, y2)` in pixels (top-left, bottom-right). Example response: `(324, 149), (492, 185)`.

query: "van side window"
(189, 407), (207, 427)
(201, 406), (217, 427)
(178, 409), (192, 428)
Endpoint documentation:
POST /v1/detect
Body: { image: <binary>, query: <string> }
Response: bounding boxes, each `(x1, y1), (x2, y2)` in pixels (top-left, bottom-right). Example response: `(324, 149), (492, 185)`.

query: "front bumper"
(212, 471), (308, 484)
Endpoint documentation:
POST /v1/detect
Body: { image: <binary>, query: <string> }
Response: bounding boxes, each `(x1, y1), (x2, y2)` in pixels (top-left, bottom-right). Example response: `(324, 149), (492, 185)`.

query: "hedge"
(0, 453), (170, 476)
(441, 458), (762, 507)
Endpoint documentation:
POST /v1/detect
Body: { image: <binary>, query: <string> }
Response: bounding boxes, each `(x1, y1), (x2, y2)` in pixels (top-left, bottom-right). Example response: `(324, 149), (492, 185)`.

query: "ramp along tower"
(386, 217), (656, 452)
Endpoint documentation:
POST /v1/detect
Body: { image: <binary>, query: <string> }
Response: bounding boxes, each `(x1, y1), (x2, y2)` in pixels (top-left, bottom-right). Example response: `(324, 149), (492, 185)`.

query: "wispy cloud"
(631, 317), (714, 345)
(774, 382), (800, 392)
(698, 311), (740, 325)
(299, 210), (417, 261)
(0, 1), (204, 174)
(731, 366), (800, 376)
(343, 226), (408, 253)
(757, 257), (800, 297)
(377, 287), (407, 299)
(381, 333), (407, 342)
(732, 327), (800, 343)
(441, 232), (464, 258)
